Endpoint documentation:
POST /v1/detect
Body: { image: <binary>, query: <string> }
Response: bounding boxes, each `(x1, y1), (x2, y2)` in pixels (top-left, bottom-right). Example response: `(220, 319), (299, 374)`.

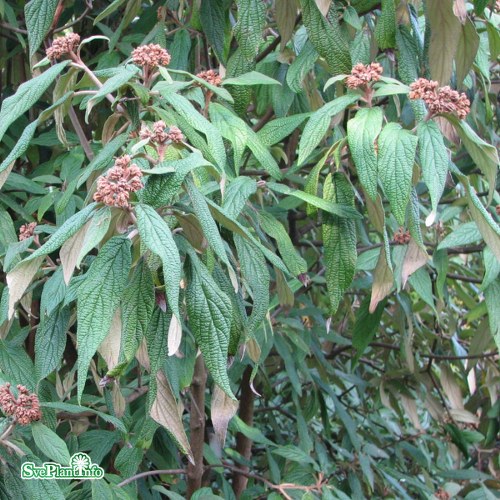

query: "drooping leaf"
(222, 177), (257, 219)
(31, 422), (71, 466)
(136, 204), (182, 320)
(347, 107), (383, 201)
(417, 120), (449, 225)
(186, 253), (235, 399)
(200, 0), (229, 63)
(0, 62), (69, 143)
(121, 260), (155, 362)
(323, 173), (357, 314)
(211, 385), (239, 448)
(377, 123), (418, 225)
(374, 0), (396, 49)
(300, 0), (352, 75)
(298, 94), (359, 165)
(76, 236), (131, 401)
(234, 0), (266, 61)
(455, 19), (480, 88)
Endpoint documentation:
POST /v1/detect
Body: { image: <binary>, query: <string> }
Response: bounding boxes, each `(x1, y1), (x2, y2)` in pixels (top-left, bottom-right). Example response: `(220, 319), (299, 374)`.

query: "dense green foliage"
(0, 0), (499, 498)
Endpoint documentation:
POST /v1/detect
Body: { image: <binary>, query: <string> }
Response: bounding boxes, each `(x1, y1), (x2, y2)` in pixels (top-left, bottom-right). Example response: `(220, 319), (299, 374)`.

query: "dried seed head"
(94, 156), (143, 209)
(132, 44), (171, 69)
(19, 222), (37, 241)
(46, 33), (80, 61)
(196, 69), (223, 87)
(140, 122), (184, 145)
(393, 227), (411, 245)
(0, 383), (42, 425)
(346, 62), (383, 89)
(409, 78), (470, 119)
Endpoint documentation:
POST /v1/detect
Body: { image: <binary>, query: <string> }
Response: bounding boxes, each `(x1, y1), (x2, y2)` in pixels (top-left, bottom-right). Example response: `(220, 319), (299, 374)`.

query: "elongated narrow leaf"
(35, 306), (70, 381)
(267, 182), (361, 219)
(76, 236), (131, 401)
(234, 235), (270, 336)
(136, 204), (181, 320)
(25, 0), (59, 59)
(31, 422), (71, 466)
(121, 260), (155, 362)
(186, 254), (235, 399)
(234, 0), (266, 61)
(256, 113), (310, 147)
(258, 212), (306, 276)
(323, 174), (357, 314)
(300, 0), (351, 75)
(186, 181), (231, 266)
(0, 62), (69, 143)
(417, 121), (449, 225)
(347, 107), (383, 201)
(374, 0), (396, 49)
(378, 123), (418, 225)
(222, 177), (257, 219)
(0, 122), (38, 179)
(298, 94), (359, 165)
(352, 296), (385, 364)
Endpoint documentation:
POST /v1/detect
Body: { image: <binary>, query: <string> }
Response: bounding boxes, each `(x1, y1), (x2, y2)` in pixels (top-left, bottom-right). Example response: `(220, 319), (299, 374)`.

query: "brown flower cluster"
(46, 33), (80, 61)
(0, 384), (42, 425)
(435, 489), (451, 500)
(93, 155), (143, 209)
(140, 121), (184, 144)
(393, 227), (411, 245)
(346, 62), (383, 89)
(19, 222), (37, 241)
(196, 69), (223, 87)
(409, 78), (470, 119)
(132, 44), (171, 69)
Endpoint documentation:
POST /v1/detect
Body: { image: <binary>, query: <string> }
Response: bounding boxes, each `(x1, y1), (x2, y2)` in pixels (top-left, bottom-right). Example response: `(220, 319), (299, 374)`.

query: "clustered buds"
(409, 78), (470, 119)
(93, 155), (143, 209)
(19, 222), (37, 241)
(46, 33), (80, 61)
(346, 62), (383, 89)
(393, 227), (411, 245)
(0, 384), (42, 425)
(140, 121), (184, 144)
(132, 44), (171, 69)
(196, 69), (223, 87)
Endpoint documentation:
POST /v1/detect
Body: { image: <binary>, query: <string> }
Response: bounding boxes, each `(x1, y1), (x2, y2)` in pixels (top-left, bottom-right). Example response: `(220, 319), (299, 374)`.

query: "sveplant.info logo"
(21, 452), (104, 480)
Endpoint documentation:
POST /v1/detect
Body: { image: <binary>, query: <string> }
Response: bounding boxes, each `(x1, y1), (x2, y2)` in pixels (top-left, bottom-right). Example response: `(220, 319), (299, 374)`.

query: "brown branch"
(232, 366), (255, 498)
(445, 273), (482, 284)
(0, 21), (27, 35)
(116, 468), (186, 487)
(186, 355), (207, 498)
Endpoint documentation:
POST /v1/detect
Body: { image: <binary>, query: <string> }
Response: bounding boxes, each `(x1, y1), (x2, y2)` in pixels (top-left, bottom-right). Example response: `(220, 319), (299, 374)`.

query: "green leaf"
(234, 0), (266, 61)
(286, 41), (319, 93)
(121, 260), (154, 362)
(485, 281), (500, 352)
(347, 107), (383, 201)
(298, 94), (359, 165)
(437, 222), (482, 250)
(374, 0), (396, 50)
(161, 86), (226, 171)
(86, 66), (140, 121)
(136, 204), (182, 320)
(417, 120), (449, 225)
(445, 115), (498, 203)
(223, 71), (281, 86)
(186, 254), (235, 399)
(0, 340), (37, 390)
(267, 182), (362, 219)
(377, 123), (418, 225)
(323, 173), (357, 314)
(31, 422), (71, 466)
(0, 62), (69, 143)
(272, 445), (317, 466)
(186, 180), (231, 267)
(209, 103), (282, 178)
(76, 236), (131, 401)
(76, 206), (112, 268)
(258, 212), (307, 276)
(256, 113), (310, 147)
(352, 296), (385, 365)
(0, 122), (38, 179)
(35, 306), (70, 382)
(200, 0), (229, 63)
(300, 0), (351, 75)
(25, 0), (59, 59)
(40, 402), (126, 432)
(222, 177), (257, 219)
